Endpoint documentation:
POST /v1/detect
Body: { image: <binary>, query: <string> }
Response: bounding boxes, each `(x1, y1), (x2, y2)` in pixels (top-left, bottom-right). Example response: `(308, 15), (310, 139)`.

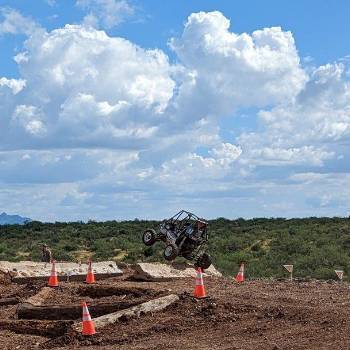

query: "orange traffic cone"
(85, 260), (96, 284)
(234, 262), (245, 283)
(82, 302), (96, 336)
(194, 267), (206, 298)
(48, 260), (59, 287)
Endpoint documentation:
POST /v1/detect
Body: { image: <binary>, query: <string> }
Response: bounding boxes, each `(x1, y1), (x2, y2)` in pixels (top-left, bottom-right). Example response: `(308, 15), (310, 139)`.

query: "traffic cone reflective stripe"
(234, 263), (245, 283)
(195, 272), (203, 285)
(82, 304), (92, 322)
(83, 312), (92, 322)
(85, 260), (96, 284)
(48, 261), (59, 287)
(194, 267), (206, 298)
(82, 302), (96, 336)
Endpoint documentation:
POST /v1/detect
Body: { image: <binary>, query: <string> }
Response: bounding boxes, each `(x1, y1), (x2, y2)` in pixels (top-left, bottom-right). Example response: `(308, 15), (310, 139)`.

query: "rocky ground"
(0, 270), (349, 350)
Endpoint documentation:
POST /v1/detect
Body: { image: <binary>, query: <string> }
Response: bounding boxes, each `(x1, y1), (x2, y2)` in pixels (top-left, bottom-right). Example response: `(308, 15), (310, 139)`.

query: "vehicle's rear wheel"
(195, 253), (212, 270)
(142, 229), (157, 246)
(163, 243), (179, 261)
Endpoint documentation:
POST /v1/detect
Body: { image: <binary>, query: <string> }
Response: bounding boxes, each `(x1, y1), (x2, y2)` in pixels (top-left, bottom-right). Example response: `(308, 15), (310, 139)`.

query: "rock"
(0, 270), (11, 285)
(0, 261), (123, 284)
(117, 262), (129, 269)
(131, 262), (222, 281)
(73, 294), (180, 331)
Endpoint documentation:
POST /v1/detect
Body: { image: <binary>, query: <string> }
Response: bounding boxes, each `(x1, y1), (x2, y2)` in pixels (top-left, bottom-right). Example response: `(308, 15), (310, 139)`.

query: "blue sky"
(0, 0), (350, 221)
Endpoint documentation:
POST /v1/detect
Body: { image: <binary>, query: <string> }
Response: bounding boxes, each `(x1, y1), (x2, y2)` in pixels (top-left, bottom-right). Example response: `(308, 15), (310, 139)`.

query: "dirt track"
(0, 273), (349, 350)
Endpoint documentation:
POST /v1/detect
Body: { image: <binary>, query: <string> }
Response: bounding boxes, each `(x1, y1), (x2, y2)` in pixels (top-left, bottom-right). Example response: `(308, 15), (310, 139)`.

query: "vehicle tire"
(195, 253), (212, 270)
(142, 229), (157, 246)
(163, 243), (179, 261)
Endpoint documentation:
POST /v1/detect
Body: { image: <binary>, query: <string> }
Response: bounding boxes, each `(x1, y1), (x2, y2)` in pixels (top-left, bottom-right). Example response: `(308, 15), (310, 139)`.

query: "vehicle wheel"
(181, 251), (193, 260)
(195, 253), (212, 270)
(142, 229), (157, 246)
(163, 243), (179, 261)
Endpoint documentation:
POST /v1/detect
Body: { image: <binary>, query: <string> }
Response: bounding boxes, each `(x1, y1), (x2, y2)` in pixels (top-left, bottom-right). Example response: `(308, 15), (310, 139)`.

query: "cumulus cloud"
(1, 9), (350, 219)
(260, 63), (350, 144)
(1, 10), (309, 154)
(76, 0), (134, 29)
(0, 77), (26, 94)
(209, 143), (242, 167)
(237, 62), (350, 170)
(1, 24), (175, 150)
(170, 11), (307, 120)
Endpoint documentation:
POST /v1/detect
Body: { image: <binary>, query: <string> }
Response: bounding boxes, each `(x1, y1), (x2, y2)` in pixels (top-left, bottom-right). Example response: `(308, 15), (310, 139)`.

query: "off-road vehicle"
(142, 210), (212, 269)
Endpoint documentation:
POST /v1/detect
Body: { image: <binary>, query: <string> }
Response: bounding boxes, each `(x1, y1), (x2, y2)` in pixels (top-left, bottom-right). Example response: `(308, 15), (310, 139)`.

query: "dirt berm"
(0, 261), (123, 283)
(130, 262), (222, 281)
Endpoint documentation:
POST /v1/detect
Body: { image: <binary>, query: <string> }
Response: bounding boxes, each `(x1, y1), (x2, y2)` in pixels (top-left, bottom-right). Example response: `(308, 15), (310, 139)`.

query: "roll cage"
(164, 210), (208, 241)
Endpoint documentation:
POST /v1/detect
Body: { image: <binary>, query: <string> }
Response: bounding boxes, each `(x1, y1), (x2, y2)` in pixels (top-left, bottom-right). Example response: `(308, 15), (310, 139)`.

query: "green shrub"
(0, 217), (348, 281)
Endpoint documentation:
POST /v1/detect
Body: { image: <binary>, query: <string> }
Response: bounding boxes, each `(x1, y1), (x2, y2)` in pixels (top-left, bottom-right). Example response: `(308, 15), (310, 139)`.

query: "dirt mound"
(131, 262), (222, 281)
(41, 284), (164, 305)
(0, 261), (122, 283)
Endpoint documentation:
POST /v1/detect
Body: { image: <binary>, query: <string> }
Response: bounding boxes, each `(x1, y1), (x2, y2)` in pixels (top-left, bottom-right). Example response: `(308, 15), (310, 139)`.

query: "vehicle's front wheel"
(142, 229), (157, 246)
(195, 253), (212, 270)
(163, 243), (179, 261)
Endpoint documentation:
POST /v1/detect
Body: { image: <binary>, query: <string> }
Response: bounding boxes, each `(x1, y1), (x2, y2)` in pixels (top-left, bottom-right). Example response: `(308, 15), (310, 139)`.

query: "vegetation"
(0, 217), (349, 281)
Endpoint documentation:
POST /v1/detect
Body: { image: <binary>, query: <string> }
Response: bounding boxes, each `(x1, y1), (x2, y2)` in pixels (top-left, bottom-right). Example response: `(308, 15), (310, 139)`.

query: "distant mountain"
(0, 212), (32, 225)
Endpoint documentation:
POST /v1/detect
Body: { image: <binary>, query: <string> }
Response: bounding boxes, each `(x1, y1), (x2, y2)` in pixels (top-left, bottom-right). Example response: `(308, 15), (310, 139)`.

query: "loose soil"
(0, 273), (349, 350)
(41, 284), (166, 305)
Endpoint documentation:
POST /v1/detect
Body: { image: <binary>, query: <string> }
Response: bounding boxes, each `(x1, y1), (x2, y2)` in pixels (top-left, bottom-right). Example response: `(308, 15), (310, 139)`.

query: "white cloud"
(260, 63), (350, 143)
(12, 105), (47, 136)
(155, 143), (241, 186)
(0, 149), (137, 185)
(1, 9), (350, 219)
(240, 145), (334, 167)
(14, 52), (29, 64)
(157, 153), (219, 184)
(170, 11), (307, 118)
(0, 77), (26, 94)
(2, 24), (175, 150)
(0, 7), (43, 36)
(76, 0), (134, 29)
(209, 143), (242, 167)
(289, 172), (328, 184)
(1, 10), (310, 155)
(237, 62), (350, 169)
